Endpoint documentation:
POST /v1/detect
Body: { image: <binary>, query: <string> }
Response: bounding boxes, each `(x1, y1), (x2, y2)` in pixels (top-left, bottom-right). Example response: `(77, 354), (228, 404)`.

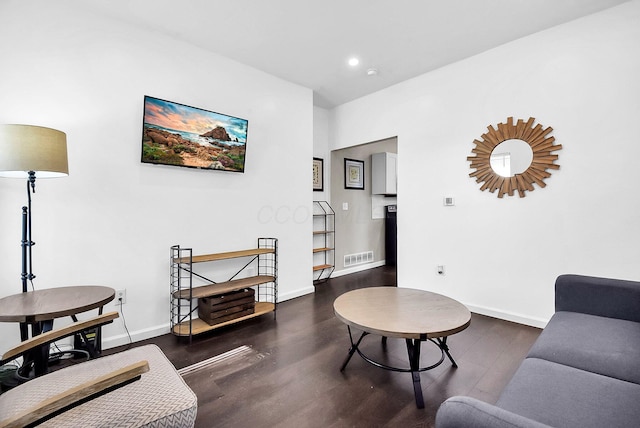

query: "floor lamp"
(0, 124), (69, 339)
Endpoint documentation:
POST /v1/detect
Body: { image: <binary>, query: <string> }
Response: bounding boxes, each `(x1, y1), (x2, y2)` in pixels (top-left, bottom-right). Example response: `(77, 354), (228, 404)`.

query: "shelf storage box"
(197, 288), (255, 325)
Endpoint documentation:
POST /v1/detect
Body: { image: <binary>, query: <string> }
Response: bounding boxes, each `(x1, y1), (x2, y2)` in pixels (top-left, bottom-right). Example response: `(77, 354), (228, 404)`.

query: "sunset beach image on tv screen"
(141, 96), (248, 172)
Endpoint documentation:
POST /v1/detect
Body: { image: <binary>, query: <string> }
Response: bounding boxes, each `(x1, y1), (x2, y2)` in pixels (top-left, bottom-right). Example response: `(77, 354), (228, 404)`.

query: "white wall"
(0, 2), (313, 353)
(313, 106), (331, 202)
(330, 1), (640, 327)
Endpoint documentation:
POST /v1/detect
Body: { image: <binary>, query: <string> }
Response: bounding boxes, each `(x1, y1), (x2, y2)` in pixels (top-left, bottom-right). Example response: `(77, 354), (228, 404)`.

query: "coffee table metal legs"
(340, 327), (368, 371)
(340, 327), (459, 409)
(406, 338), (425, 408)
(405, 337), (456, 408)
(437, 337), (458, 367)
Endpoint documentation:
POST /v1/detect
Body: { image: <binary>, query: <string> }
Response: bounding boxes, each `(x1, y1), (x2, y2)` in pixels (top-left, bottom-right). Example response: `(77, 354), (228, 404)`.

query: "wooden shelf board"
(172, 302), (275, 336)
(173, 275), (276, 299)
(313, 247), (333, 253)
(313, 230), (334, 235)
(173, 248), (275, 264)
(313, 264), (333, 271)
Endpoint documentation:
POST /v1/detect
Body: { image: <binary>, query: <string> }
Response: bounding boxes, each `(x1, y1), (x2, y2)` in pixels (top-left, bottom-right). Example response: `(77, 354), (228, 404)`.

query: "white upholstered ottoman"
(0, 344), (197, 427)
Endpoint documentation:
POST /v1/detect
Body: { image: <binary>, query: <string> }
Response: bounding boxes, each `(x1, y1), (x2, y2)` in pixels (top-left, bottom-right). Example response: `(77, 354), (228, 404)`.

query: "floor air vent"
(344, 251), (374, 267)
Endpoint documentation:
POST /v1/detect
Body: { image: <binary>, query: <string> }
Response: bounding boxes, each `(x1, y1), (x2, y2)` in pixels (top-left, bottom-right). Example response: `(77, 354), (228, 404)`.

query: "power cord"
(117, 296), (133, 350)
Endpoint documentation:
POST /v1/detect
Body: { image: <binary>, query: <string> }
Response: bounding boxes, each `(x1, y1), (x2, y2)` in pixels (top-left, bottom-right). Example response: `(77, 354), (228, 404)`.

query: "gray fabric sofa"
(436, 274), (640, 428)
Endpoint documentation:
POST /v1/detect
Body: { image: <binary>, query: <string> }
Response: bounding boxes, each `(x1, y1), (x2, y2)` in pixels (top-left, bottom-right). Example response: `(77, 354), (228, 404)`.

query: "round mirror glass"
(489, 139), (533, 177)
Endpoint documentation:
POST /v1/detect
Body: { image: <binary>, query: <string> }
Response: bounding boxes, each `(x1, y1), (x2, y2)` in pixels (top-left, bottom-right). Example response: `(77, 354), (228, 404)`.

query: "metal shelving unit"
(313, 201), (335, 282)
(170, 238), (277, 342)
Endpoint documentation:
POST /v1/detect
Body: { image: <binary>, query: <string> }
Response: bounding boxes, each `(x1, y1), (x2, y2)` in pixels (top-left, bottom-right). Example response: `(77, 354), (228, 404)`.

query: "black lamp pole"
(19, 171), (37, 340)
(21, 171), (37, 292)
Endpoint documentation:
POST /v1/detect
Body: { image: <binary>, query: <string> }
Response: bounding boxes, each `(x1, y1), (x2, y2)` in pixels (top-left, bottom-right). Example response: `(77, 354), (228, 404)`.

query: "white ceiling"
(74, 0), (629, 108)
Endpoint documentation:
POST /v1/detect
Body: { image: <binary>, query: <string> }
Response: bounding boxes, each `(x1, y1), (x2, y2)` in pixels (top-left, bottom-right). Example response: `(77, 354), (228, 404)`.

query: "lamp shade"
(0, 124), (69, 178)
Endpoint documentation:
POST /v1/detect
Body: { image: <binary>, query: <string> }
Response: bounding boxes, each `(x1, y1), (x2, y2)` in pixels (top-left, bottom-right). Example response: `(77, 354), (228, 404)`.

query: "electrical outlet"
(437, 265), (445, 275)
(116, 289), (126, 305)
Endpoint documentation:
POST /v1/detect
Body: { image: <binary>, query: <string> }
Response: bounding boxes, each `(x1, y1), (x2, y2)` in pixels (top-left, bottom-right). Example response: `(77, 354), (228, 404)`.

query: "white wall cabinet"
(372, 152), (397, 195)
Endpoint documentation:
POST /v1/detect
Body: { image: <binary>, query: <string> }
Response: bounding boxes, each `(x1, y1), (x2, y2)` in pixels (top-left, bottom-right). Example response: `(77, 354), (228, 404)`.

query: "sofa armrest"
(555, 274), (640, 322)
(0, 360), (149, 428)
(436, 396), (553, 428)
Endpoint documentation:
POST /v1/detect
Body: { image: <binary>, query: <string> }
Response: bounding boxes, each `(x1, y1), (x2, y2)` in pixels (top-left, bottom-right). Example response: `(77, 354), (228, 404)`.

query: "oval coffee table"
(334, 286), (471, 408)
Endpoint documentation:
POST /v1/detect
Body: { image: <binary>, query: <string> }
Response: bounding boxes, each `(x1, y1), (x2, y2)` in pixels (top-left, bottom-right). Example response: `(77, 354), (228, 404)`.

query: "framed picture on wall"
(344, 158), (364, 190)
(313, 157), (324, 191)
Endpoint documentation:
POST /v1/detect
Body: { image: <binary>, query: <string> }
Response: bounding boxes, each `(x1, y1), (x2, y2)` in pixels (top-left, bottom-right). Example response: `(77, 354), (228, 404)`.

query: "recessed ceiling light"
(348, 57), (359, 67)
(367, 68), (378, 76)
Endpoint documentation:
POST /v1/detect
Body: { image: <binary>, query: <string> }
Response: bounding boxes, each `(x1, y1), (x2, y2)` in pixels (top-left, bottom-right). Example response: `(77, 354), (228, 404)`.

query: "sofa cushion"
(496, 358), (640, 428)
(0, 344), (197, 427)
(527, 311), (640, 384)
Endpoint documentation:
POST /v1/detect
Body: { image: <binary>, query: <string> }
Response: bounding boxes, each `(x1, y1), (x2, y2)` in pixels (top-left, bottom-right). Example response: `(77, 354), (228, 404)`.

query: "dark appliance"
(385, 205), (397, 266)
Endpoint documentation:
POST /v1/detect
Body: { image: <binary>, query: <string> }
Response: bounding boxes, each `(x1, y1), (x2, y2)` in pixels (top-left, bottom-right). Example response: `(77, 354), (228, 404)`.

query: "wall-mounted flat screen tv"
(141, 95), (248, 173)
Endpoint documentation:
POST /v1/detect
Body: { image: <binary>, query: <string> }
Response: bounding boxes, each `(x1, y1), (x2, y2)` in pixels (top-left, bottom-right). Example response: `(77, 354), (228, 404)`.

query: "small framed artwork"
(344, 158), (365, 190)
(313, 157), (324, 191)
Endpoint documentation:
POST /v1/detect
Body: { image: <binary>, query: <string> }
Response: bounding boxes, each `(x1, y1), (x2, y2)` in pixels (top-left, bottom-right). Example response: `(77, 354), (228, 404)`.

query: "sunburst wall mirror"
(467, 117), (562, 198)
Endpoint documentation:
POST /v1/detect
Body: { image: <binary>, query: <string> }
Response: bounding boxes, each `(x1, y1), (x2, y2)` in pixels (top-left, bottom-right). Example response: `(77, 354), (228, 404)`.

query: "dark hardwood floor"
(115, 266), (541, 427)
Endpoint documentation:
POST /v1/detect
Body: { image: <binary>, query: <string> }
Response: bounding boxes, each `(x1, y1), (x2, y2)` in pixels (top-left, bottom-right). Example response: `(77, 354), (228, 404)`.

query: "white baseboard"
(466, 304), (549, 329)
(332, 263), (546, 329)
(331, 260), (387, 278)
(102, 285), (315, 349)
(102, 278), (547, 349)
(279, 286), (315, 301)
(102, 323), (170, 350)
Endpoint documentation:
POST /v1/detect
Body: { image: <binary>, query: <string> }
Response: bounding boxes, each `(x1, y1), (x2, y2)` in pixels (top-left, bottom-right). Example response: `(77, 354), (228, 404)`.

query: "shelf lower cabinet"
(313, 201), (335, 282)
(170, 238), (277, 341)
